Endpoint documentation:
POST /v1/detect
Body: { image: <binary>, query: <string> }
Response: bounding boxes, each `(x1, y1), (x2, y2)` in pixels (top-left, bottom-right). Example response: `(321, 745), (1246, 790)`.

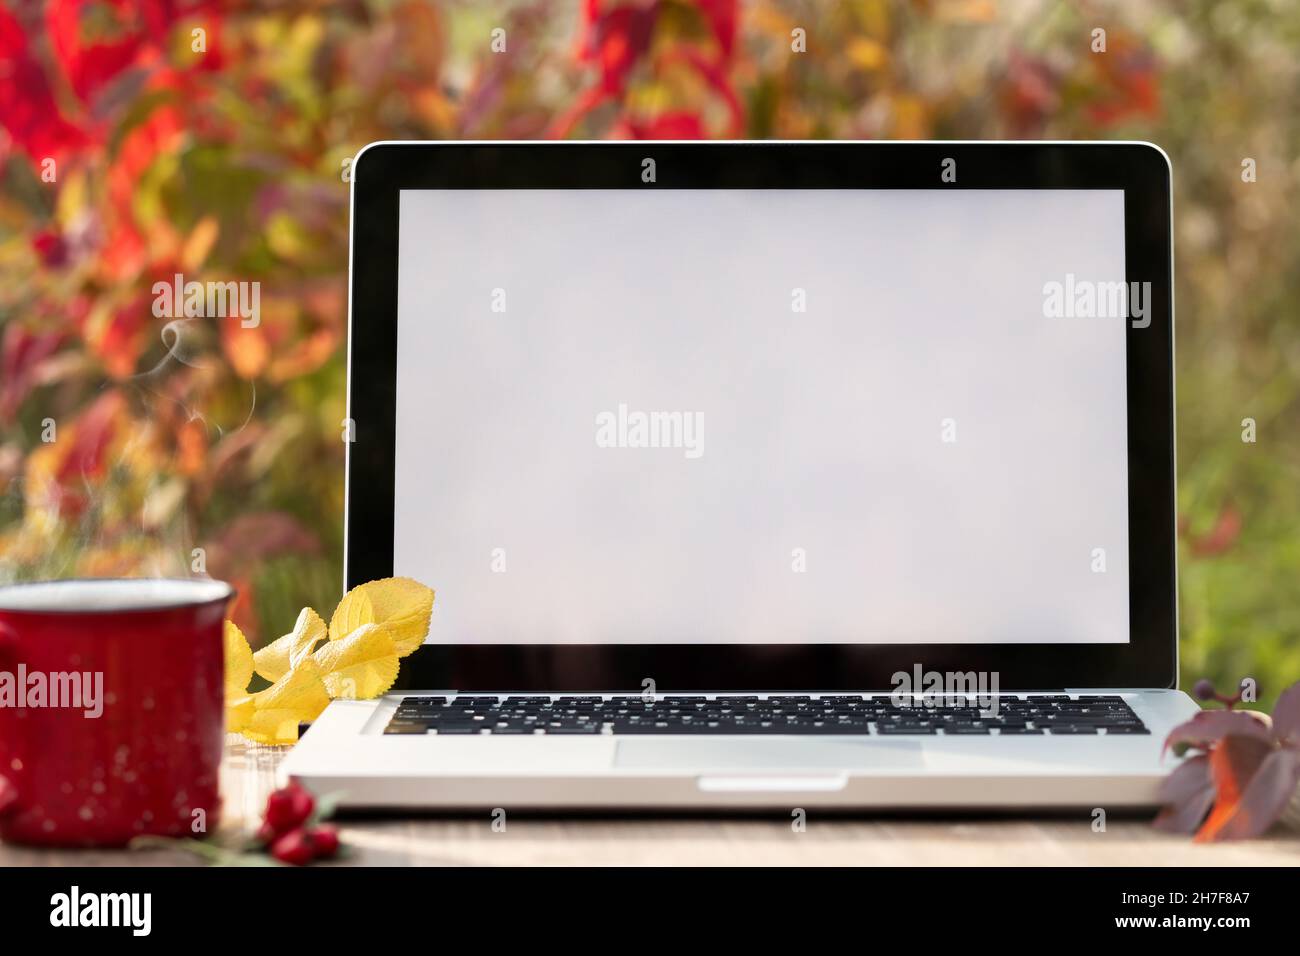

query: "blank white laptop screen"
(391, 189), (1130, 645)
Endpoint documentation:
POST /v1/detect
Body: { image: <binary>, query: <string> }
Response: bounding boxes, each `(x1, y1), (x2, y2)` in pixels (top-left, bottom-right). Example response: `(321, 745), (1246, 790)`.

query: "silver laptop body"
(283, 141), (1195, 809)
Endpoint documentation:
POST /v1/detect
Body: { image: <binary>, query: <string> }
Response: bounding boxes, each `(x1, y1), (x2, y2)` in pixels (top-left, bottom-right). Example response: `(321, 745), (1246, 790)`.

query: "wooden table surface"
(4, 739), (1299, 866)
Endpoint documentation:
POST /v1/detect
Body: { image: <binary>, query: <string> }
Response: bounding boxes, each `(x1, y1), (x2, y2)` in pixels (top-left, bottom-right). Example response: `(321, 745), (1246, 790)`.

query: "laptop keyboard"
(382, 694), (1148, 736)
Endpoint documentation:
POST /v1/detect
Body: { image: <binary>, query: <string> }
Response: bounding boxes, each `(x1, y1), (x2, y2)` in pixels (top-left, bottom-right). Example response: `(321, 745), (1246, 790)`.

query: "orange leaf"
(1195, 735), (1272, 842)
(222, 322), (270, 379)
(176, 416), (208, 476)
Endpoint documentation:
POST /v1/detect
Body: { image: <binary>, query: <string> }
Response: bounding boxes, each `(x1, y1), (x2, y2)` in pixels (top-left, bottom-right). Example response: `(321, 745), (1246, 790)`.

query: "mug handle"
(0, 620), (21, 815)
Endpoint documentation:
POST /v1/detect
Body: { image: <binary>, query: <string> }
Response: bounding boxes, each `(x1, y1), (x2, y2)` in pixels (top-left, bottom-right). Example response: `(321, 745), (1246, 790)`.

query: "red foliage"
(695, 0), (738, 62)
(32, 229), (71, 268)
(559, 0), (743, 139)
(1000, 53), (1060, 134)
(0, 324), (66, 422)
(576, 2), (657, 94)
(26, 390), (127, 520)
(0, 5), (91, 160)
(1, 0), (220, 176)
(1181, 504), (1243, 557)
(92, 294), (153, 379)
(55, 393), (119, 487)
(622, 109), (707, 139)
(655, 46), (744, 135)
(45, 0), (203, 103)
(1084, 37), (1160, 126)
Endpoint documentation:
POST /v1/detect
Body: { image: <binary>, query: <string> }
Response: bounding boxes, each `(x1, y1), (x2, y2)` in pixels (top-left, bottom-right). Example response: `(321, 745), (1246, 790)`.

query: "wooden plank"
(2, 740), (1296, 866)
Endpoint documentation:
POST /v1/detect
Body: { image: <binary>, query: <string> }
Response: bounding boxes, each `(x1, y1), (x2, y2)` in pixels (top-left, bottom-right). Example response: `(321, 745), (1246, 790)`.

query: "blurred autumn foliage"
(0, 1), (1297, 702)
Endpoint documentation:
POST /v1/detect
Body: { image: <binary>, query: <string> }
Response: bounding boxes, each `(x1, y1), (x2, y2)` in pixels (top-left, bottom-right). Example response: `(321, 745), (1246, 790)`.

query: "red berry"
(264, 783), (314, 834)
(309, 824), (340, 859)
(1192, 679), (1217, 702)
(255, 820), (280, 846)
(270, 828), (316, 866)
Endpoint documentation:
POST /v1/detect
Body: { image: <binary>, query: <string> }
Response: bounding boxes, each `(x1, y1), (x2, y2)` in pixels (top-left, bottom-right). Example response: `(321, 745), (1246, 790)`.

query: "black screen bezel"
(345, 141), (1176, 692)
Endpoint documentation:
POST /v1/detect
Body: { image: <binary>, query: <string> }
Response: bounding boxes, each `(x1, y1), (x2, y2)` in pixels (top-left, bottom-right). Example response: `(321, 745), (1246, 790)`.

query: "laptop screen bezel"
(345, 141), (1176, 692)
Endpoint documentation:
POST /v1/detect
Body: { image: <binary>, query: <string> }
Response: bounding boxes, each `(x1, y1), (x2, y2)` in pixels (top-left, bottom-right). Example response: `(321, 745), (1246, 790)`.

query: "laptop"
(282, 141), (1198, 809)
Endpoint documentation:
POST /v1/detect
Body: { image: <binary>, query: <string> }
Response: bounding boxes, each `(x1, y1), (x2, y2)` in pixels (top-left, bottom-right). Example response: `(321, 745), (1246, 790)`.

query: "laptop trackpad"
(614, 738), (923, 770)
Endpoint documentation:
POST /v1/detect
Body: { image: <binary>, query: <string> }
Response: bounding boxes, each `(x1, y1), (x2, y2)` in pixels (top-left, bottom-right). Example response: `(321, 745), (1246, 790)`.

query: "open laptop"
(282, 141), (1198, 809)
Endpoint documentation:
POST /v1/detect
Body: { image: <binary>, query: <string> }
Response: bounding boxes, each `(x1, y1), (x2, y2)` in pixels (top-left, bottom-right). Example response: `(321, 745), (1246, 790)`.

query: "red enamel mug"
(0, 578), (233, 847)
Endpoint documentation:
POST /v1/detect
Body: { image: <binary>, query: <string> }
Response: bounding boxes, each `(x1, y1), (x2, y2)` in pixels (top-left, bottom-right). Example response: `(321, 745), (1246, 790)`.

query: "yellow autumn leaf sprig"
(223, 577), (434, 745)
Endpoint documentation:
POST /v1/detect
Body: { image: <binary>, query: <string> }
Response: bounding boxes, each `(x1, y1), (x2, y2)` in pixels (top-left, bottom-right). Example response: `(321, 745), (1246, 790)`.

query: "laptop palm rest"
(613, 738), (924, 771)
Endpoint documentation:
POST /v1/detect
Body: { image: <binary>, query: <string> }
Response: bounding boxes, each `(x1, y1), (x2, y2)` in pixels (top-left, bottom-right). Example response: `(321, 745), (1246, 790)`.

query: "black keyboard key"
(382, 693), (1146, 736)
(609, 723), (674, 734)
(383, 722), (430, 735)
(542, 724), (604, 734)
(804, 724), (874, 735)
(877, 725), (938, 735)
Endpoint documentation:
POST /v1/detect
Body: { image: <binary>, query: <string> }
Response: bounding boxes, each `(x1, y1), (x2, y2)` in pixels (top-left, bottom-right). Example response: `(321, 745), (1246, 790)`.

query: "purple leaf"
(1163, 708), (1271, 756)
(1153, 754), (1214, 834)
(1201, 748), (1300, 841)
(1271, 681), (1300, 744)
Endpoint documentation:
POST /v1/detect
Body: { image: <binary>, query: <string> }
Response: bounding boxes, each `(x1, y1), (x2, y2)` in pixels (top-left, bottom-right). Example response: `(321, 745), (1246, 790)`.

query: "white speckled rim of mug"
(0, 578), (234, 613)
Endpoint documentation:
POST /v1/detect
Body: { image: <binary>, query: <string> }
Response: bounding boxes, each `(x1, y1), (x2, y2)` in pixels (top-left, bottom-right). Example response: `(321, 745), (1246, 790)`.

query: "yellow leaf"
(252, 607), (327, 682)
(180, 215), (220, 271)
(224, 620), (254, 700)
(935, 0), (997, 24)
(329, 577), (432, 657)
(226, 694), (255, 733)
(226, 659), (331, 746)
(846, 37), (889, 71)
(312, 622), (400, 700)
(328, 586), (374, 638)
